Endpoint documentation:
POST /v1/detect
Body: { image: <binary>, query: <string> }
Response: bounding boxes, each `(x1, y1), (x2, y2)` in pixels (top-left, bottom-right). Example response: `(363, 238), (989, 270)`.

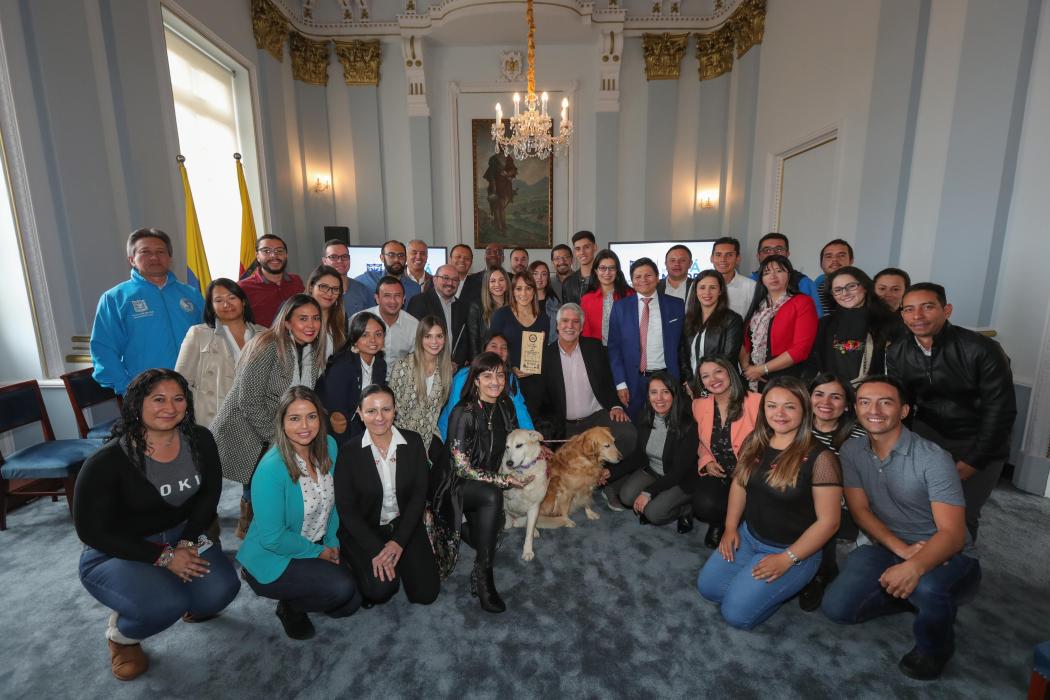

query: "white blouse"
(362, 427), (407, 526)
(295, 453), (334, 543)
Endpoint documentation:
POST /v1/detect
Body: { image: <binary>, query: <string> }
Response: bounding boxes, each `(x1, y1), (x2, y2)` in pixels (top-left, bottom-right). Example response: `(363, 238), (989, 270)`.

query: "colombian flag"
(178, 156), (211, 297)
(235, 153), (257, 277)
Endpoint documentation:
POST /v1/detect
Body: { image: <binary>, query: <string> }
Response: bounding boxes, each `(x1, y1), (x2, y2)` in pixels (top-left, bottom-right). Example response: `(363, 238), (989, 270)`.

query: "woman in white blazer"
(175, 278), (265, 428)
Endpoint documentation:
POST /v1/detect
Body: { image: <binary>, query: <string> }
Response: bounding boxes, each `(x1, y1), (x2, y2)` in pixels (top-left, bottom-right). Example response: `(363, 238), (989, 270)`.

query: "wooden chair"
(59, 368), (122, 439)
(0, 380), (100, 530)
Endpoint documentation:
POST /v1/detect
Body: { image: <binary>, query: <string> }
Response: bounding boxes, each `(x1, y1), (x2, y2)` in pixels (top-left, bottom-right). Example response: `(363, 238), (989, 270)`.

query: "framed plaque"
(519, 331), (545, 375)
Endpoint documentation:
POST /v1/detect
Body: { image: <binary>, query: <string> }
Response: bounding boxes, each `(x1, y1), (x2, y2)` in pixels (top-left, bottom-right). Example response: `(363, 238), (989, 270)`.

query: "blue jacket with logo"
(90, 270), (205, 394)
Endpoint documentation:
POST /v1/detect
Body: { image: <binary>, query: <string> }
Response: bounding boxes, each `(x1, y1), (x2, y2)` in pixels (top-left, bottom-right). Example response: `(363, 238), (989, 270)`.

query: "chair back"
(0, 380), (54, 448)
(60, 369), (121, 439)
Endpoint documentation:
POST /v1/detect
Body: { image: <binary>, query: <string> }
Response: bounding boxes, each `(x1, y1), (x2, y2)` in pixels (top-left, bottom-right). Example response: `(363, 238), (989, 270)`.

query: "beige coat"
(175, 322), (264, 428)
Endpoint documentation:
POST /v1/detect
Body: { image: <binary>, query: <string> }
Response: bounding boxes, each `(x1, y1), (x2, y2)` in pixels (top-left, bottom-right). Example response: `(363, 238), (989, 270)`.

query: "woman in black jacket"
(74, 369), (240, 681)
(446, 352), (531, 613)
(316, 311), (387, 445)
(615, 371), (700, 534)
(334, 384), (440, 607)
(679, 270), (744, 395)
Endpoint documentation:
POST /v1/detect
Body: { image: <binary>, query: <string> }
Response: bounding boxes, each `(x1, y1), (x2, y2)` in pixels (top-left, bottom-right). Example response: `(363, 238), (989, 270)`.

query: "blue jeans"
(79, 525), (241, 640)
(697, 523), (821, 630)
(821, 544), (980, 655)
(243, 557), (361, 616)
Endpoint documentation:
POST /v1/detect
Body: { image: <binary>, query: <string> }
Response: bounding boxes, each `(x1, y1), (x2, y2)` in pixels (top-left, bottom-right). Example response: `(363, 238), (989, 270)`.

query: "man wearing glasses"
(749, 232), (824, 318)
(407, 264), (471, 365)
(354, 240), (421, 307)
(239, 234), (305, 326)
(321, 239), (373, 316)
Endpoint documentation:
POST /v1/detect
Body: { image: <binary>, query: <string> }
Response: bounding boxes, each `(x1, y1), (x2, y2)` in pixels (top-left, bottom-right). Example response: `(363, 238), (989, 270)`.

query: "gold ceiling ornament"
(696, 23), (735, 81)
(251, 0), (287, 62)
(289, 32), (331, 86)
(642, 32), (689, 81)
(335, 39), (382, 86)
(732, 0), (766, 58)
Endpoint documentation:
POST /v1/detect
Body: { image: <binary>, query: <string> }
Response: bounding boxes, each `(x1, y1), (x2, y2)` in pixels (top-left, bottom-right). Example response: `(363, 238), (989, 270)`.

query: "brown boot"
(108, 640), (148, 681)
(234, 499), (253, 539)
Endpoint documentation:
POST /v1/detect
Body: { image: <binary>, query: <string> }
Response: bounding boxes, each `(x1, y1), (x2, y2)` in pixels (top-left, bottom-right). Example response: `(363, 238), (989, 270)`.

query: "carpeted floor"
(1, 480), (1048, 699)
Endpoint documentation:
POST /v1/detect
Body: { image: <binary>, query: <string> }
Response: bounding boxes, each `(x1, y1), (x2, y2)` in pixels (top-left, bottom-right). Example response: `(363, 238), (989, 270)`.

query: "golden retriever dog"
(538, 427), (622, 529)
(499, 429), (549, 561)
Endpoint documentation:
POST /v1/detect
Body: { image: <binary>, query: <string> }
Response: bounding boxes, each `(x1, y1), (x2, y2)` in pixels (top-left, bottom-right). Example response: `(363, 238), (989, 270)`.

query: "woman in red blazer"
(580, 249), (634, 344)
(739, 255), (818, 390)
(690, 356), (762, 548)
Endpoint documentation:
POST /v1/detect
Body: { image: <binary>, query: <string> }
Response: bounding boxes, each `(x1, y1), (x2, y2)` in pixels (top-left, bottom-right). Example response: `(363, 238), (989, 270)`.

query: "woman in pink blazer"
(690, 356), (761, 548)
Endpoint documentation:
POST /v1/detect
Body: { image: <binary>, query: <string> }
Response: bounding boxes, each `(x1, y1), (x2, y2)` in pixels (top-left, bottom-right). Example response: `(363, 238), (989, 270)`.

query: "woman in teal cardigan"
(237, 386), (361, 640)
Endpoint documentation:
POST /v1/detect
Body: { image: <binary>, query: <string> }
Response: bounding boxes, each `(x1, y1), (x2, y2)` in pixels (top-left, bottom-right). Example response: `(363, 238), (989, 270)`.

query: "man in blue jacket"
(90, 228), (204, 394)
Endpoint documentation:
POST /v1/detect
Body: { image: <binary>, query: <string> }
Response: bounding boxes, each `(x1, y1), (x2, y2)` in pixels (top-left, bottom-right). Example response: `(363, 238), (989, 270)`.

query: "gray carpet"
(1, 480), (1048, 699)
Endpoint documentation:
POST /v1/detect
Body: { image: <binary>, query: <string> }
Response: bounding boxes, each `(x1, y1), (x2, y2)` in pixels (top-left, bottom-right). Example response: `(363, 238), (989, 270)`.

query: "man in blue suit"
(608, 258), (686, 419)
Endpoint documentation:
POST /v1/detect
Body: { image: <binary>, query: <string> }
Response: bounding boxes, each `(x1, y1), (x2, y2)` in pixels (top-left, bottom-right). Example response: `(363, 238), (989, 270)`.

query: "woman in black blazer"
(316, 312), (388, 445)
(334, 385), (439, 606)
(615, 371), (700, 533)
(678, 270), (744, 395)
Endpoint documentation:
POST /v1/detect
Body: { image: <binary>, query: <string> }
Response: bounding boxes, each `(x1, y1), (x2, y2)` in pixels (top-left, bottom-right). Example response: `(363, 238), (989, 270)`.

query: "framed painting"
(471, 118), (553, 249)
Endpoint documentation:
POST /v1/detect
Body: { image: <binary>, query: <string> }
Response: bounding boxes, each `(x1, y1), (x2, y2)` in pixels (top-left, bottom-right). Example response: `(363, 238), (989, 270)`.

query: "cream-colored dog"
(499, 429), (549, 562)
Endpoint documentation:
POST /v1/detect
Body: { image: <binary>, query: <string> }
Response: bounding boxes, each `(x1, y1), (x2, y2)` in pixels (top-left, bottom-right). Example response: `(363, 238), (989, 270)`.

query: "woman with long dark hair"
(316, 311), (388, 445)
(306, 264), (348, 362)
(238, 386), (361, 639)
(615, 371), (700, 533)
(466, 267), (510, 354)
(445, 352), (533, 613)
(806, 267), (894, 385)
(740, 255), (818, 391)
(697, 376), (842, 630)
(678, 269), (744, 395)
(212, 294), (325, 538)
(690, 356), (762, 548)
(175, 278), (264, 428)
(529, 260), (561, 340)
(74, 369), (240, 680)
(580, 249), (634, 344)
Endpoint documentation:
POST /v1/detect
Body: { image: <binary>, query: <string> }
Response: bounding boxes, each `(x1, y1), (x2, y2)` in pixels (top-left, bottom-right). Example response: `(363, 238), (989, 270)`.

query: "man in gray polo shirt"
(821, 375), (979, 682)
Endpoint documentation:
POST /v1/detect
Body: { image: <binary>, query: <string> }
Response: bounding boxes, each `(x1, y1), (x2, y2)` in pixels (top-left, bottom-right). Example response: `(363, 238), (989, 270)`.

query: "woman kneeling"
(238, 386), (361, 640)
(697, 376), (842, 630)
(74, 369), (240, 681)
(334, 385), (440, 606)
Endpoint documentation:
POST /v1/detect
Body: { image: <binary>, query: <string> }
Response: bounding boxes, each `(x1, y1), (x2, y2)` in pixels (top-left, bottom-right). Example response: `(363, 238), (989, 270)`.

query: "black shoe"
(470, 564), (506, 613)
(275, 601), (315, 640)
(704, 526), (723, 549)
(898, 646), (953, 681)
(676, 515), (694, 534)
(360, 600), (374, 610)
(638, 513), (651, 525)
(799, 561), (839, 612)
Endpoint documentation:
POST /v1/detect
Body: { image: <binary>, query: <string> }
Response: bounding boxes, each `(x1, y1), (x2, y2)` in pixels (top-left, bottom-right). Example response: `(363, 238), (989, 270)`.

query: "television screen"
(344, 246), (447, 279)
(608, 240), (717, 279)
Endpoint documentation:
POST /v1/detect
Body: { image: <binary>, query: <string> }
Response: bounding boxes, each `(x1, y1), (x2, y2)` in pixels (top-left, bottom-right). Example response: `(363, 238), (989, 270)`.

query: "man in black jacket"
(533, 303), (637, 509)
(559, 230), (597, 305)
(885, 283), (1016, 541)
(406, 264), (470, 366)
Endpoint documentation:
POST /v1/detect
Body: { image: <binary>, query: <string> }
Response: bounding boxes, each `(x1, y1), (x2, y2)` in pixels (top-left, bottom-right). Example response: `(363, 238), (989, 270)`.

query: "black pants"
(460, 480), (503, 566)
(692, 476), (731, 526)
(243, 558), (361, 617)
(343, 517), (440, 605)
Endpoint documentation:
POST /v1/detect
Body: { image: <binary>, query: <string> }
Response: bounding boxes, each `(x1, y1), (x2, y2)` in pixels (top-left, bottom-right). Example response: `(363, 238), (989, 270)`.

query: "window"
(163, 11), (264, 280)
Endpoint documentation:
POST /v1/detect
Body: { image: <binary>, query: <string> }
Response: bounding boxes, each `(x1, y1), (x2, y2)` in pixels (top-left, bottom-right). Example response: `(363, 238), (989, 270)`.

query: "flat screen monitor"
(608, 240), (717, 279)
(343, 246), (447, 279)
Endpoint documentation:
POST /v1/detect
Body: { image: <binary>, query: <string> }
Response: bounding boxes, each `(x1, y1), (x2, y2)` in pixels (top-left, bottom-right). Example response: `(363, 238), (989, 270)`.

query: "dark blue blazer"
(315, 350), (388, 446)
(607, 292), (685, 419)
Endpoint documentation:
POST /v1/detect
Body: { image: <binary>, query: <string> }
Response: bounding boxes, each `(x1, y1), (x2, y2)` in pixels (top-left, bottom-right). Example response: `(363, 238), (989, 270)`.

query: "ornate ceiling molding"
(289, 32), (331, 86)
(334, 39), (381, 86)
(642, 32), (689, 81)
(251, 0), (288, 61)
(695, 0), (766, 81)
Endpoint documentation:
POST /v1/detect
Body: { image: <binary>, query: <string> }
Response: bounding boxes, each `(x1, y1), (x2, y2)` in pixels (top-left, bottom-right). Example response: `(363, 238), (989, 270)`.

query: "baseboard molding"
(1013, 453), (1050, 496)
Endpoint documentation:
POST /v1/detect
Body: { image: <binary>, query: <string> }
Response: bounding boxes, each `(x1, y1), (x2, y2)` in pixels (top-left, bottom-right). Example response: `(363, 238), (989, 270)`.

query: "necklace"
(146, 431), (177, 452)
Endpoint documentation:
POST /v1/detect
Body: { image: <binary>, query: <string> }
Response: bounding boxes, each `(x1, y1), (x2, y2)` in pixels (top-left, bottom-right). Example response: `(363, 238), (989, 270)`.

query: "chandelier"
(492, 0), (573, 160)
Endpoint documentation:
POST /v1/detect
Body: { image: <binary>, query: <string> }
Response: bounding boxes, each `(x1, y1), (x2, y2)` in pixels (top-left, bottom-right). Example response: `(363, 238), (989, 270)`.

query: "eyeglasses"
(434, 274), (457, 283)
(314, 283), (341, 295)
(831, 282), (861, 296)
(324, 254), (350, 262)
(258, 247), (287, 257)
(759, 245), (787, 255)
(383, 252), (407, 260)
(596, 265), (618, 273)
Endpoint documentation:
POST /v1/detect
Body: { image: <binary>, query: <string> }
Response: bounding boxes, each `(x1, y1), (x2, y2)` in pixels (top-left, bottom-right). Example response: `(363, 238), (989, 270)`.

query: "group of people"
(77, 226), (1015, 682)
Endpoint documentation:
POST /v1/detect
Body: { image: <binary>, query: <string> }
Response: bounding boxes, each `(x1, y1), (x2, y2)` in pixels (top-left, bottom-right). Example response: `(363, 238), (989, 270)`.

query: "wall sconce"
(696, 189), (718, 210)
(312, 174), (331, 193)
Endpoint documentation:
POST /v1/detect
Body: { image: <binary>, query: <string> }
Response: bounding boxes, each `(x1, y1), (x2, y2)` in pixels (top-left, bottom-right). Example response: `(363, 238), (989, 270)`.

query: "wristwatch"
(785, 549), (802, 566)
